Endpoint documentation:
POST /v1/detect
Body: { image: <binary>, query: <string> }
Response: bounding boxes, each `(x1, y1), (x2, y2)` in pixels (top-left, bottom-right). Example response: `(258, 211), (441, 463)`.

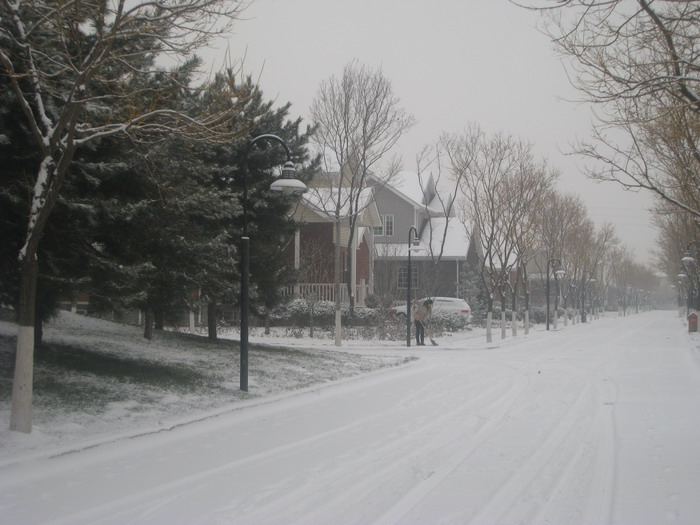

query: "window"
(373, 214), (394, 237)
(384, 214), (394, 236)
(398, 266), (418, 289)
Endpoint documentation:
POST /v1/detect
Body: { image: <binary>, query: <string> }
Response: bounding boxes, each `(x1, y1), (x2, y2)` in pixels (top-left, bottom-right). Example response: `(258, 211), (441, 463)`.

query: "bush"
(430, 311), (467, 332)
(270, 299), (381, 328)
(364, 293), (394, 309)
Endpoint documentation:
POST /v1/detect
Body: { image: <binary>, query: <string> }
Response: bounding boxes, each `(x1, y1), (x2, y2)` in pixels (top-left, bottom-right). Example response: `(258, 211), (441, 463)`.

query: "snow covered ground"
(1, 310), (700, 524)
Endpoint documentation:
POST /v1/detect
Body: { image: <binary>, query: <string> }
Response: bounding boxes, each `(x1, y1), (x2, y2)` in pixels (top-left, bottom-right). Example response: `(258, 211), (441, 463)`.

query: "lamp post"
(406, 226), (419, 347)
(588, 278), (596, 320)
(546, 258), (563, 331)
(681, 240), (700, 313)
(239, 134), (306, 392)
(554, 268), (565, 328)
(580, 273), (594, 323)
(679, 272), (691, 316)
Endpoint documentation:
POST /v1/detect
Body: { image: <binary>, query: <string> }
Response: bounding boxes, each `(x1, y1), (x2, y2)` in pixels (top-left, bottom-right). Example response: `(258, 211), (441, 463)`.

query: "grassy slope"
(0, 311), (411, 460)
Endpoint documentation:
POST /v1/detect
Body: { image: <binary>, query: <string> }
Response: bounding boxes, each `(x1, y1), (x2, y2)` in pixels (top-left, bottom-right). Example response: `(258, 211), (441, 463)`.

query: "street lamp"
(681, 240), (700, 313)
(588, 278), (596, 320)
(554, 268), (565, 328)
(406, 226), (419, 347)
(546, 258), (564, 331)
(679, 272), (691, 316)
(580, 273), (594, 323)
(239, 134), (306, 392)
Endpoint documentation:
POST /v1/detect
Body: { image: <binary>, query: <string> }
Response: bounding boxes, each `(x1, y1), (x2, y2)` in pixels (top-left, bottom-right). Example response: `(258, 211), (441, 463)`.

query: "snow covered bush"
(430, 311), (467, 332)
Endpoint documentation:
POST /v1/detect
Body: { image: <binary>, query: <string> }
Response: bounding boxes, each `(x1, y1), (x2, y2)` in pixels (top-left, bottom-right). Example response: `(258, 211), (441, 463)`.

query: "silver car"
(421, 297), (472, 324)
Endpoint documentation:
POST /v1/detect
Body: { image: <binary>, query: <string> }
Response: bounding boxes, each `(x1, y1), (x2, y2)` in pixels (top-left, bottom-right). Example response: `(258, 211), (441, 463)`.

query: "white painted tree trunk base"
(524, 310), (530, 335)
(10, 325), (34, 433)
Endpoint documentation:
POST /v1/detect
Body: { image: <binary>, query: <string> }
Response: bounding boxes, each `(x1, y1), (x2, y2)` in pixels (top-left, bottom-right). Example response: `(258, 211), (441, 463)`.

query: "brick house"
(283, 181), (381, 306)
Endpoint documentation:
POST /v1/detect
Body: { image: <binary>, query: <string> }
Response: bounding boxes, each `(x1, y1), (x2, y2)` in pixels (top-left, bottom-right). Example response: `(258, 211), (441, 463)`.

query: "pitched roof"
(372, 171), (445, 215)
(377, 217), (473, 260)
(297, 187), (381, 227)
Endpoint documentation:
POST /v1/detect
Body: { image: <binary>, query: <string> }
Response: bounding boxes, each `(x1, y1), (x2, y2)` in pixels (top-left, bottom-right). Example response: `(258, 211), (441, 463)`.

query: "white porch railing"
(284, 282), (370, 306)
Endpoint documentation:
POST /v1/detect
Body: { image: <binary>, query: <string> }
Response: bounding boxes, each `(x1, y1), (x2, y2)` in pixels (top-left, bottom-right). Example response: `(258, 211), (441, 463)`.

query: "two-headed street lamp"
(239, 134), (307, 392)
(546, 258), (565, 331)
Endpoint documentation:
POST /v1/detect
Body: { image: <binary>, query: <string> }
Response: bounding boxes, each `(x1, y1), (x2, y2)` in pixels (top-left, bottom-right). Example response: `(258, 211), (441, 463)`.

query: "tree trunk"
(10, 259), (38, 433)
(524, 310), (530, 335)
(207, 301), (217, 341)
(486, 310), (493, 343)
(144, 309), (154, 340)
(501, 297), (507, 339)
(334, 220), (342, 347)
(309, 302), (315, 338)
(345, 251), (355, 314)
(264, 311), (271, 335)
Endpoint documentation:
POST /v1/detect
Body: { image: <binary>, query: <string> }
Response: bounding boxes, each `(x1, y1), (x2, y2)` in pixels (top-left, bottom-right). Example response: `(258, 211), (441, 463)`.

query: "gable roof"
(293, 186), (381, 227)
(371, 171), (445, 215)
(377, 217), (474, 260)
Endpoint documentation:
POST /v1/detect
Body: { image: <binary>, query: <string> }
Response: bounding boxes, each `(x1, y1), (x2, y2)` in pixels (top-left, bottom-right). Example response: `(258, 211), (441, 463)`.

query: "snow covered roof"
(296, 187), (381, 227)
(419, 217), (471, 258)
(377, 217), (473, 260)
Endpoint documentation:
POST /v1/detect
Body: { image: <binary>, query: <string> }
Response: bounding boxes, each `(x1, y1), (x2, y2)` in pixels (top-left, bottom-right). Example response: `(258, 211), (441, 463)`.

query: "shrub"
(430, 311), (467, 332)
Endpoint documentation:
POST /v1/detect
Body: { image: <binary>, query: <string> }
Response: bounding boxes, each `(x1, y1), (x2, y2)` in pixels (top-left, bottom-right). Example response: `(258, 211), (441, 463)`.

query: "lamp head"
(270, 161), (307, 194)
(682, 250), (695, 265)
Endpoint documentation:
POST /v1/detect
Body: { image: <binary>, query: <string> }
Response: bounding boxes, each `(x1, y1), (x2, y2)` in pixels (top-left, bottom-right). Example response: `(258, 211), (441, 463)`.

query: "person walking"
(413, 299), (433, 346)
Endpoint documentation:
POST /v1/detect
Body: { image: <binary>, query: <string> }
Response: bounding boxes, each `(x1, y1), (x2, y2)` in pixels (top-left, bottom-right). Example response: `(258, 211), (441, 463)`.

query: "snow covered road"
(2, 311), (699, 524)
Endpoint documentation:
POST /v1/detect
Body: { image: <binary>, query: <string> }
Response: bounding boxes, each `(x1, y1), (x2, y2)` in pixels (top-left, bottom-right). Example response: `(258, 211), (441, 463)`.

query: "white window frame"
(384, 214), (394, 237)
(398, 266), (418, 289)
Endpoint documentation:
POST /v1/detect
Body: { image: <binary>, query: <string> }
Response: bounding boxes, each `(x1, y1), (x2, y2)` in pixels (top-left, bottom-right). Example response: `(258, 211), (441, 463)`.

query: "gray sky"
(208, 0), (657, 263)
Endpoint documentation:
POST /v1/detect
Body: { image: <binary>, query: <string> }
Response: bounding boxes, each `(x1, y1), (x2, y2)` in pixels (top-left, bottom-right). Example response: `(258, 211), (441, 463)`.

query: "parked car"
(421, 297), (472, 324)
(395, 297), (472, 325)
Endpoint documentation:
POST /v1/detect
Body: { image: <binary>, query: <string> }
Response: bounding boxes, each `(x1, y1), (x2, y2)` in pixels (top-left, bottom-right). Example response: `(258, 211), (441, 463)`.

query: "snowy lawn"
(0, 311), (414, 463)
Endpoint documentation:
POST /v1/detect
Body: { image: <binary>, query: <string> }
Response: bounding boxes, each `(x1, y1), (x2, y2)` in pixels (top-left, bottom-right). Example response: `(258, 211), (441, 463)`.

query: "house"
(283, 176), (382, 306)
(369, 171), (481, 301)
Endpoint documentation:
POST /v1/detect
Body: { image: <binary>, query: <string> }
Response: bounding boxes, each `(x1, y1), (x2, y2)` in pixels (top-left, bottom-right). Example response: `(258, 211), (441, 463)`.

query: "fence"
(283, 282), (370, 305)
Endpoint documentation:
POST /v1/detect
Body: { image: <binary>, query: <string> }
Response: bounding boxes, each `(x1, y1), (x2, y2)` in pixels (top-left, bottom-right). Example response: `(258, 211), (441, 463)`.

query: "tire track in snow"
(463, 326), (623, 525)
(222, 363), (530, 525)
(36, 361), (508, 525)
(385, 320), (627, 525)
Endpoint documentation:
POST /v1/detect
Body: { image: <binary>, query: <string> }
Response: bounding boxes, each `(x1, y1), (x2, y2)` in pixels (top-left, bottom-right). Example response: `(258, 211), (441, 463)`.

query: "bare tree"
(450, 125), (556, 342)
(403, 142), (471, 299)
(520, 0), (700, 219)
(1, 0), (246, 433)
(653, 199), (698, 282)
(309, 60), (414, 346)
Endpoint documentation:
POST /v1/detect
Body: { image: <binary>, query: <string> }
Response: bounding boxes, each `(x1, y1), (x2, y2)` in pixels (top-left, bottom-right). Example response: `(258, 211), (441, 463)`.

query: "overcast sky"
(207, 0), (657, 264)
